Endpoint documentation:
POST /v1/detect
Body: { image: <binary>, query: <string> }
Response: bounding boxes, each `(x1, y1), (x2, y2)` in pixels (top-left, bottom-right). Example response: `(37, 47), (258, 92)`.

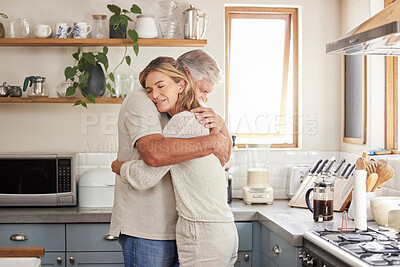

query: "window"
(225, 7), (298, 148)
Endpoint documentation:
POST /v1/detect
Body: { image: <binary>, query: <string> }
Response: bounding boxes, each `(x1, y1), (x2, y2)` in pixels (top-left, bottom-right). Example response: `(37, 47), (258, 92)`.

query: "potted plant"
(64, 3), (142, 108)
(0, 12), (7, 38)
(64, 46), (109, 107)
(108, 3), (141, 40)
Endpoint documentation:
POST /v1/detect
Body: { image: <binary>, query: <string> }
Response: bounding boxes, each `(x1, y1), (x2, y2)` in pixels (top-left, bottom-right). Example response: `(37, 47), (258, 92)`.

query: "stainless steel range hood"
(325, 1), (400, 55)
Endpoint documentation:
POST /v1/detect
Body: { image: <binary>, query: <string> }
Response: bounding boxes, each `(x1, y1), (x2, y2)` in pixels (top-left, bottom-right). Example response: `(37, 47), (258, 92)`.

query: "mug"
(74, 22), (92, 39)
(34, 24), (52, 38)
(55, 23), (72, 39)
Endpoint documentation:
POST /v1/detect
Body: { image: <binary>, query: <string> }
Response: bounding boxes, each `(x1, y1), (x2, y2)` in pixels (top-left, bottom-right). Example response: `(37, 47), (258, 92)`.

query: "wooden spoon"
(366, 160), (378, 177)
(376, 165), (394, 188)
(366, 173), (378, 192)
(372, 163), (391, 192)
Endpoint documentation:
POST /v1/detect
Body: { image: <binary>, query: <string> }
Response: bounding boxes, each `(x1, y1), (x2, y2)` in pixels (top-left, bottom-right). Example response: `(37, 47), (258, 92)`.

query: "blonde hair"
(139, 56), (203, 111)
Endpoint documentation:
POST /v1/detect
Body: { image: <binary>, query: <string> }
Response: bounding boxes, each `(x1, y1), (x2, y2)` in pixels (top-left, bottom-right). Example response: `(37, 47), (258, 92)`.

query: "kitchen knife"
(315, 159), (329, 174)
(333, 158), (346, 175)
(339, 163), (351, 179)
(309, 159), (323, 175)
(322, 156), (336, 173)
(345, 164), (356, 179)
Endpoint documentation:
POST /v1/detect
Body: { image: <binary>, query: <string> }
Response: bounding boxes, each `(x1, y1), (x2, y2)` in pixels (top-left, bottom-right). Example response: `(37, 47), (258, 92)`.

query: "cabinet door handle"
(272, 244), (281, 254)
(104, 233), (118, 241)
(69, 256), (75, 264)
(244, 253), (250, 261)
(9, 233), (28, 241)
(56, 257), (62, 264)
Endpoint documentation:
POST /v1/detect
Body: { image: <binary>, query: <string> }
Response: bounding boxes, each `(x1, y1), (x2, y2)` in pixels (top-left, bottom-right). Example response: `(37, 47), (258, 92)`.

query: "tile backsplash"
(76, 150), (400, 199)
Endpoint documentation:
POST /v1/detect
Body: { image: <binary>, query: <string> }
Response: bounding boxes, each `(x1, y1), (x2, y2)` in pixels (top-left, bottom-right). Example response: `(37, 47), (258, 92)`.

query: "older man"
(110, 50), (229, 267)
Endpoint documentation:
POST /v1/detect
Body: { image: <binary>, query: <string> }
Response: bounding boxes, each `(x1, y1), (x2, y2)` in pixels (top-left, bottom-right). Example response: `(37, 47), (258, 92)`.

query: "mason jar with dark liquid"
(305, 179), (334, 222)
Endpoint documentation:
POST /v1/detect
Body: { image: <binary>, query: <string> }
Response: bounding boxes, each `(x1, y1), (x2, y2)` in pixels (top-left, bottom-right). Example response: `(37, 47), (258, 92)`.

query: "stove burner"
(361, 242), (400, 254)
(311, 228), (400, 266)
(339, 233), (374, 242)
(383, 254), (400, 265)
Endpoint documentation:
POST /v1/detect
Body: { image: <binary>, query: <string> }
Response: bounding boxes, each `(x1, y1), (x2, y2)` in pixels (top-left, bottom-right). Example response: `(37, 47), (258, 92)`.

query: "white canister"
(135, 15), (158, 38)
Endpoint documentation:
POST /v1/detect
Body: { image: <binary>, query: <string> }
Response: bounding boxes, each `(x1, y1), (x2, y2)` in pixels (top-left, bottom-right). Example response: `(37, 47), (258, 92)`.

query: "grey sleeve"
(123, 90), (163, 148)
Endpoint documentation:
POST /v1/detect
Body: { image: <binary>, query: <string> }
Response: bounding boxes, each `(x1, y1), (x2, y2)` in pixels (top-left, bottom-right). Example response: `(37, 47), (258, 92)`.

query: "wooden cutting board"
(0, 247), (44, 257)
(288, 175), (354, 211)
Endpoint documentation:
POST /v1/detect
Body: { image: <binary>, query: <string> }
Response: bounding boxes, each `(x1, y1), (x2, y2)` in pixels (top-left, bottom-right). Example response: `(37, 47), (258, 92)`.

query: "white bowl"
(370, 196), (400, 226)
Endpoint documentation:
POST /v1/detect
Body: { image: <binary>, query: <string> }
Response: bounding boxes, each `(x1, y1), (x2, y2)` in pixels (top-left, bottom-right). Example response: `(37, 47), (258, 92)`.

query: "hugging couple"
(109, 49), (238, 267)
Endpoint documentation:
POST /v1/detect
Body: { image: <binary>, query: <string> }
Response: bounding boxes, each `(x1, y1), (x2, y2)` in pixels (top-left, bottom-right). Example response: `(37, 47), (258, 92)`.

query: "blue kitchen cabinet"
(261, 225), (301, 267)
(0, 224), (66, 266)
(234, 222), (262, 267)
(66, 223), (124, 267)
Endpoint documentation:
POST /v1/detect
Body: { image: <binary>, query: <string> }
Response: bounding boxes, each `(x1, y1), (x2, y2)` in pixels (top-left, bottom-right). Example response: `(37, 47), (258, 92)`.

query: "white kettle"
(183, 5), (209, 39)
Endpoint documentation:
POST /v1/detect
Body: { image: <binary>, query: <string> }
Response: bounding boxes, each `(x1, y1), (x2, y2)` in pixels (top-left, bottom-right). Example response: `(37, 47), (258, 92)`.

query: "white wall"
(0, 0), (341, 153)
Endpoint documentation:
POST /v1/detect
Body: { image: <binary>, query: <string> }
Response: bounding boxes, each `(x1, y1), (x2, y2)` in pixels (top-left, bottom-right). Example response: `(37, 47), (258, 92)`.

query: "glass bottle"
(92, 14), (107, 38)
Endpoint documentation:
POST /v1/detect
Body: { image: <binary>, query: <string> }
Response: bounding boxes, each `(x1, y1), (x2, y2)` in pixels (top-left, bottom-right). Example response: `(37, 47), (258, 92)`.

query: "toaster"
(286, 165), (310, 198)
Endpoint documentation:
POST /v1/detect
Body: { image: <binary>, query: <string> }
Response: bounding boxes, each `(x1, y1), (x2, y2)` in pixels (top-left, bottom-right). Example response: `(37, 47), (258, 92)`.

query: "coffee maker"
(243, 148), (273, 205)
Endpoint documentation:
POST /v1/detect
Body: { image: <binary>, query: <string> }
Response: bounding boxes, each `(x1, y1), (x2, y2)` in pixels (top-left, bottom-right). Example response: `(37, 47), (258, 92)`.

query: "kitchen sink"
(0, 257), (41, 267)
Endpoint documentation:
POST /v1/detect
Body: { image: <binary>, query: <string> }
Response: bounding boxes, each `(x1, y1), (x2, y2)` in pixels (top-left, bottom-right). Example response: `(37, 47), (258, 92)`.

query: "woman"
(112, 56), (238, 266)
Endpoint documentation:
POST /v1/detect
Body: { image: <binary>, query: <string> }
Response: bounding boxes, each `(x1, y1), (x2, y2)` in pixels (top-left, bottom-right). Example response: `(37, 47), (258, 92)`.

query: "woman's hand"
(111, 159), (125, 175)
(191, 107), (224, 131)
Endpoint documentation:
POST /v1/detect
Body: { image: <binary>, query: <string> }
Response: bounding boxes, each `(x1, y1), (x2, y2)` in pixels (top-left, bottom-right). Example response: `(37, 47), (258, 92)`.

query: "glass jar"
(92, 14), (107, 38)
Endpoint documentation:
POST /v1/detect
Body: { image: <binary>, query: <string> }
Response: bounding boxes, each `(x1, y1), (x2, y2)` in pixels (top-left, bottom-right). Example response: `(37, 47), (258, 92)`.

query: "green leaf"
(121, 14), (132, 23)
(122, 9), (129, 13)
(128, 29), (139, 43)
(109, 14), (120, 26)
(126, 55), (131, 66)
(96, 53), (109, 70)
(64, 67), (77, 81)
(79, 72), (89, 87)
(74, 100), (87, 108)
(103, 46), (108, 55)
(66, 86), (76, 97)
(86, 94), (96, 103)
(109, 72), (115, 82)
(107, 4), (121, 14)
(72, 52), (79, 60)
(83, 52), (96, 65)
(77, 45), (82, 55)
(133, 42), (139, 56)
(131, 4), (142, 14)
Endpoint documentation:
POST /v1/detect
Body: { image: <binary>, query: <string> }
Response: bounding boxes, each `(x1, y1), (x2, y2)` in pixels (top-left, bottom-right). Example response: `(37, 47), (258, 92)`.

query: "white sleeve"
(119, 112), (207, 190)
(120, 160), (171, 190)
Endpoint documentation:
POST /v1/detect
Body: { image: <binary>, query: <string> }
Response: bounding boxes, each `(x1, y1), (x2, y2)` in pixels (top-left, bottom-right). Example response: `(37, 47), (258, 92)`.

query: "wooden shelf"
(0, 38), (207, 47)
(0, 97), (124, 104)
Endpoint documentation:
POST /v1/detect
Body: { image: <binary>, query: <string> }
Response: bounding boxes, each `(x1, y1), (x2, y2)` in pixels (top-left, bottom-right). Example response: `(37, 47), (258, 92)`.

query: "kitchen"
(1, 0), (400, 266)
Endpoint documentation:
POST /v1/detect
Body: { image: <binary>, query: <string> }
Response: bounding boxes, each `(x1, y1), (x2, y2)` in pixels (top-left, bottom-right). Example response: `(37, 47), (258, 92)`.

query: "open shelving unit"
(0, 38), (207, 47)
(0, 38), (207, 104)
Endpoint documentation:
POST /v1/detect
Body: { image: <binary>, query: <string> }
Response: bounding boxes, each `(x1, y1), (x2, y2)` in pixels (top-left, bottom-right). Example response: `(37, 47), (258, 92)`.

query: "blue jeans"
(118, 234), (179, 267)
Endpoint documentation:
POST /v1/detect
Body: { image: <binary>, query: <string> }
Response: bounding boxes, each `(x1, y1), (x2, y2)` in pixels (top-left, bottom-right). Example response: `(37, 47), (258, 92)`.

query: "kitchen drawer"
(66, 223), (121, 252)
(261, 226), (301, 267)
(0, 224), (65, 251)
(235, 222), (252, 251)
(66, 252), (124, 267)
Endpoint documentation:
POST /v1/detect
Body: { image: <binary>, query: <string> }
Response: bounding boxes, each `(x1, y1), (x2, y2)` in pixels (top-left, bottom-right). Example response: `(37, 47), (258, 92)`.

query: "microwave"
(0, 154), (77, 206)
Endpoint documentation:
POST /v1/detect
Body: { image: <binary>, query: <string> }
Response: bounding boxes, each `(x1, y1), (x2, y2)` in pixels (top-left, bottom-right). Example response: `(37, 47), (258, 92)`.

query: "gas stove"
(302, 228), (400, 267)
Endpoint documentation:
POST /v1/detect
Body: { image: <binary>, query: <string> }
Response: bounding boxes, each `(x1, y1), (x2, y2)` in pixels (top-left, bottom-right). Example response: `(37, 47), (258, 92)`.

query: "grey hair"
(177, 49), (224, 85)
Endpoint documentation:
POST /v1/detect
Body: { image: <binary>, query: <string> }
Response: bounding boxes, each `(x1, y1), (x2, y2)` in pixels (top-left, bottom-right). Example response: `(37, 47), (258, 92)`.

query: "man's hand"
(111, 159), (125, 175)
(191, 107), (224, 131)
(210, 127), (230, 166)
